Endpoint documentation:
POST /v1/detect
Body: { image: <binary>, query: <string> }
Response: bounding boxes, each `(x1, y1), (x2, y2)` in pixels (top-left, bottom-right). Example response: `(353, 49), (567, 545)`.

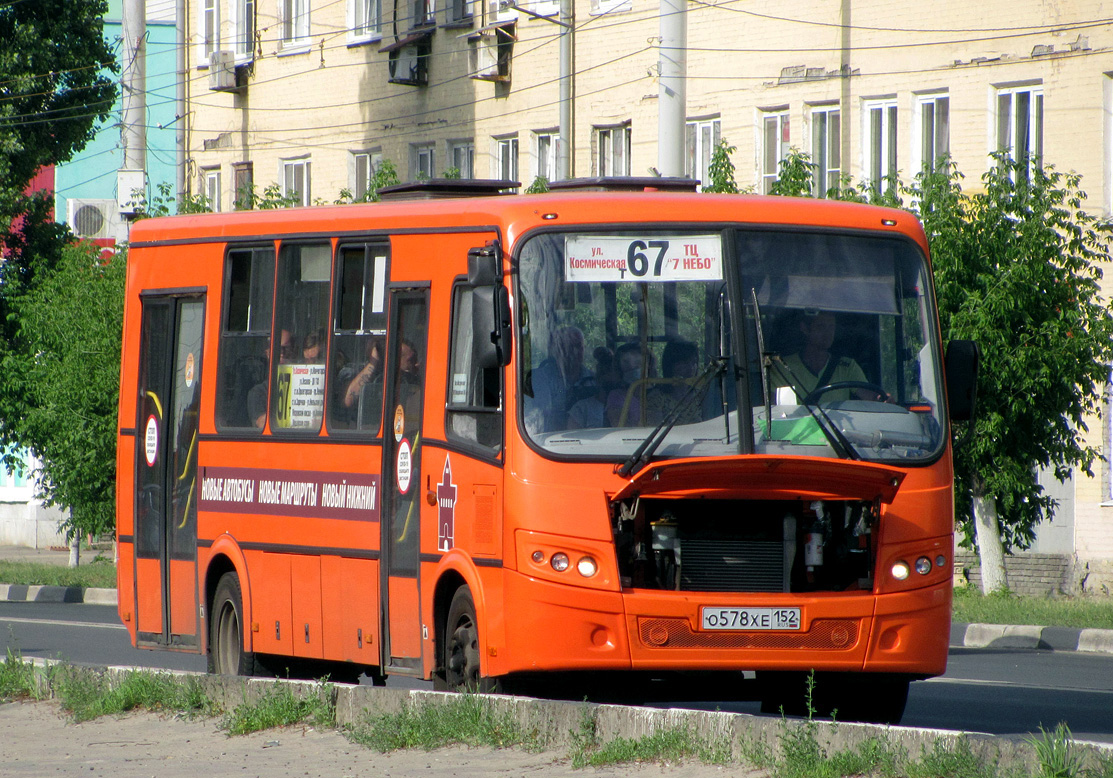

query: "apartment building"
(184, 0), (1113, 588)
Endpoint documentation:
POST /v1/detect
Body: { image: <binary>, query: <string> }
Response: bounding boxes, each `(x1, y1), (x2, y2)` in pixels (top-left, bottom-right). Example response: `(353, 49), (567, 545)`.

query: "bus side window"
(446, 283), (502, 451)
(328, 243), (389, 434)
(216, 247), (275, 430)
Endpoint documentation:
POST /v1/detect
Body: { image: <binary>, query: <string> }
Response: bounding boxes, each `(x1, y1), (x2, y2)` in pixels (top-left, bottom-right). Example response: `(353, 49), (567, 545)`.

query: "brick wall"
(954, 551), (1113, 596)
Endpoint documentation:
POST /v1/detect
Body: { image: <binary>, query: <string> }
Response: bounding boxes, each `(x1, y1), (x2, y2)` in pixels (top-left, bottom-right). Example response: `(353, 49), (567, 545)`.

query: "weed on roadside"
(345, 693), (536, 753)
(222, 680), (335, 736)
(0, 648), (41, 702)
(1028, 722), (1082, 778)
(568, 701), (730, 769)
(55, 668), (216, 723)
(905, 736), (1001, 778)
(1085, 748), (1113, 778)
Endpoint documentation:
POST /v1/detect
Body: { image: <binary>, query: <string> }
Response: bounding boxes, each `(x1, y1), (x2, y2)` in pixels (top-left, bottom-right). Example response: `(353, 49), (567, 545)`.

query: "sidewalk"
(2, 544), (1112, 655)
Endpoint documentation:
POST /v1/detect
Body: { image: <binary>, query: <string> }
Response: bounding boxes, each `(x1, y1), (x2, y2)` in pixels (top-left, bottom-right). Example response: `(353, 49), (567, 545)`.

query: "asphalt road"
(3, 600), (1112, 744)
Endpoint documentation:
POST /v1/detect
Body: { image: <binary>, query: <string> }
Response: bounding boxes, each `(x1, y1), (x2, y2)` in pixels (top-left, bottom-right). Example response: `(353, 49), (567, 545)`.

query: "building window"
(282, 158), (311, 205)
(810, 106), (840, 197)
(412, 144), (435, 180)
(686, 117), (720, 189)
(233, 162), (254, 209)
(534, 131), (558, 182)
(353, 151), (383, 199)
(996, 84), (1043, 170)
(864, 99), (898, 192)
(446, 0), (472, 25)
(203, 167), (222, 211)
(915, 93), (949, 174)
(282, 0), (311, 48)
(350, 0), (382, 40)
(595, 124), (631, 177)
(233, 0), (256, 58)
(200, 0), (219, 62)
(761, 111), (790, 194)
(449, 141), (474, 178)
(411, 0), (434, 27)
(590, 0), (630, 14)
(495, 136), (519, 188)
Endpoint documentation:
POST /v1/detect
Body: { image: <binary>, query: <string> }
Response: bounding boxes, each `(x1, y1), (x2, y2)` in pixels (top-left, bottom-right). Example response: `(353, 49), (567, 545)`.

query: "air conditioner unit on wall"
(67, 199), (122, 241)
(209, 50), (239, 92)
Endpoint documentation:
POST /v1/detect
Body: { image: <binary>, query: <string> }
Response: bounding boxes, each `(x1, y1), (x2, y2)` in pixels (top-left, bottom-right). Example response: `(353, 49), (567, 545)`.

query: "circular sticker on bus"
(144, 415), (158, 467)
(396, 438), (412, 494)
(393, 404), (405, 442)
(184, 353), (195, 388)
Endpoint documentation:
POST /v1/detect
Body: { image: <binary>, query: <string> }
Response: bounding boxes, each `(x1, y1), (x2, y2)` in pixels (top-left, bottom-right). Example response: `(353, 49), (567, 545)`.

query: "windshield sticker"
(144, 415), (158, 467)
(565, 235), (723, 283)
(396, 438), (412, 494)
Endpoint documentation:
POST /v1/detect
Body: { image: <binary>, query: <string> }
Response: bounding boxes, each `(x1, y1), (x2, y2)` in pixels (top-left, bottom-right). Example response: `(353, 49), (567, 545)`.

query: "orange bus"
(116, 179), (977, 724)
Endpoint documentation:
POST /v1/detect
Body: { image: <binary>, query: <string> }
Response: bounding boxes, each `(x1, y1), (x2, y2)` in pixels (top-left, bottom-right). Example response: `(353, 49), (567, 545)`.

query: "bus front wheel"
(441, 586), (489, 692)
(209, 572), (265, 676)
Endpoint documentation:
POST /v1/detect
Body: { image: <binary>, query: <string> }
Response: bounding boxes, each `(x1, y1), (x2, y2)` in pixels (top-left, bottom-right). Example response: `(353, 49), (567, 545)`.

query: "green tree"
(912, 156), (1113, 590)
(768, 148), (815, 197)
(0, 0), (117, 201)
(0, 240), (125, 540)
(703, 140), (739, 193)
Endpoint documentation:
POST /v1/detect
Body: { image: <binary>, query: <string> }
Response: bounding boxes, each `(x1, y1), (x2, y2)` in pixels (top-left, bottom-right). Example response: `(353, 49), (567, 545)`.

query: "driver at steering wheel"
(774, 310), (878, 403)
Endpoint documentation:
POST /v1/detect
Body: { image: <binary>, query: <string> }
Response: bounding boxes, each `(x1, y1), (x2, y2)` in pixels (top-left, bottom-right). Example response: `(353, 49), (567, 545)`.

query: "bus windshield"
(517, 227), (945, 464)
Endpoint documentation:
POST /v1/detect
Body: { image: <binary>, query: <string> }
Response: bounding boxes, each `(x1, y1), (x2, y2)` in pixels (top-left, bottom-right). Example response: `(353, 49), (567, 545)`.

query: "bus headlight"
(576, 556), (598, 577)
(550, 552), (570, 572)
(891, 561), (910, 581)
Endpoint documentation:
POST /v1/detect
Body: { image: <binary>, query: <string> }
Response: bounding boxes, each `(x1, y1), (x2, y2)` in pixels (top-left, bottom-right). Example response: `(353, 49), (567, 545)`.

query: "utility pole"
(557, 0), (573, 180)
(177, 0), (187, 197)
(657, 0), (686, 177)
(119, 0), (147, 227)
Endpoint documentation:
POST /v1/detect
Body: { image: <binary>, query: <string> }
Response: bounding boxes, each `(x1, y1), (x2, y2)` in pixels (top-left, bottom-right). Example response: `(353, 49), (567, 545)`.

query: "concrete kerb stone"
(0, 583), (118, 605)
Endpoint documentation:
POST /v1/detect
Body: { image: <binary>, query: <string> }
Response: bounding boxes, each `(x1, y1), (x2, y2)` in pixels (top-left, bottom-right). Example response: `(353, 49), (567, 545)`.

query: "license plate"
(700, 607), (801, 631)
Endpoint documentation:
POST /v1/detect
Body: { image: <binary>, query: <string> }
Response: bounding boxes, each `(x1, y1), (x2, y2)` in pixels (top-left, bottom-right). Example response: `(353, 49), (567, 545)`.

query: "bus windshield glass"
(517, 228), (944, 464)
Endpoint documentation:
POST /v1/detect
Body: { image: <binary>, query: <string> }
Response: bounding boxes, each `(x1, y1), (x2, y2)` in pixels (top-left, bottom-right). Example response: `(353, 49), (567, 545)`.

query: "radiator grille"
(678, 539), (784, 592)
(638, 617), (857, 650)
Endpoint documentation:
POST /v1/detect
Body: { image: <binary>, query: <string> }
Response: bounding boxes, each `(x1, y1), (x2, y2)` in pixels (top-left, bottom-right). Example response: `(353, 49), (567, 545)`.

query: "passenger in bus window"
(568, 347), (618, 429)
(645, 340), (701, 425)
(606, 342), (655, 426)
(339, 338), (384, 416)
(245, 329), (293, 429)
(301, 330), (325, 363)
(528, 326), (593, 430)
(773, 311), (872, 403)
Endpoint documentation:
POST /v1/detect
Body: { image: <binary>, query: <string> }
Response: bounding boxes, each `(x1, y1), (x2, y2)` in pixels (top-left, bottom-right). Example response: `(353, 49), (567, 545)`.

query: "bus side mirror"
(468, 243), (501, 286)
(945, 339), (979, 422)
(472, 286), (511, 369)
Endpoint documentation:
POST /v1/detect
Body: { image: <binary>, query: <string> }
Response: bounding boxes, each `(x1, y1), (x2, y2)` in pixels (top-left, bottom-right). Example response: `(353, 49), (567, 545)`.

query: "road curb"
(0, 583), (117, 606)
(951, 621), (1113, 655)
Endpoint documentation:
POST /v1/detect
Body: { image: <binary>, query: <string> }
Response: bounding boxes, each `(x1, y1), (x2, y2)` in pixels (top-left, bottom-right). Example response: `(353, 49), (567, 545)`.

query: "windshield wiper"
(767, 356), (861, 461)
(616, 359), (725, 478)
(751, 289), (773, 439)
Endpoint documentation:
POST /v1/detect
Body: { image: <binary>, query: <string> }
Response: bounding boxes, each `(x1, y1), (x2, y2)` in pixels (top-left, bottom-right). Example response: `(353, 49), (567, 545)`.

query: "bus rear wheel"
(442, 586), (489, 692)
(209, 572), (265, 676)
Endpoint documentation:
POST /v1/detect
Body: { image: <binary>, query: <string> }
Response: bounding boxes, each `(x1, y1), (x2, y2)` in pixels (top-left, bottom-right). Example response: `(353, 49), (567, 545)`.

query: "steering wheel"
(803, 381), (888, 405)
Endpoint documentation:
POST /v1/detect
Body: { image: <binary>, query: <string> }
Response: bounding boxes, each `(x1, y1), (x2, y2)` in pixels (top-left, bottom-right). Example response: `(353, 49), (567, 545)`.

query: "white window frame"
(995, 83), (1043, 170)
(863, 98), (898, 191)
(282, 157), (312, 205)
(349, 0), (382, 42)
(449, 140), (475, 178)
(914, 92), (949, 174)
(495, 135), (519, 188)
(413, 143), (435, 179)
(595, 124), (631, 177)
(352, 150), (382, 199)
(531, 0), (559, 19)
(281, 0), (311, 49)
(760, 110), (790, 194)
(810, 105), (840, 197)
(203, 167), (222, 211)
(232, 0), (256, 59)
(198, 0), (219, 64)
(686, 117), (720, 190)
(590, 0), (631, 15)
(534, 131), (558, 182)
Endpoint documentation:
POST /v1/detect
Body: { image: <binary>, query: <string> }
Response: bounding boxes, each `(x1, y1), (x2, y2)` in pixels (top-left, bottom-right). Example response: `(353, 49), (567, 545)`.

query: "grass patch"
(905, 737), (1002, 778)
(0, 648), (42, 702)
(953, 587), (1113, 630)
(346, 693), (538, 753)
(569, 703), (730, 768)
(222, 680), (336, 736)
(55, 668), (216, 723)
(0, 558), (116, 589)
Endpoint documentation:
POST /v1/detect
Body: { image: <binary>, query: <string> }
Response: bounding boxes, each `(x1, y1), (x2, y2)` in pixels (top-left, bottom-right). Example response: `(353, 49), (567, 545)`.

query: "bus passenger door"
(380, 289), (428, 675)
(133, 295), (204, 649)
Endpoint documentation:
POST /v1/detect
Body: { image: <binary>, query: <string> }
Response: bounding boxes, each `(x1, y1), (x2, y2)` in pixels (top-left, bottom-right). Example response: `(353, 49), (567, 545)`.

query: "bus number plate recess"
(700, 607), (801, 631)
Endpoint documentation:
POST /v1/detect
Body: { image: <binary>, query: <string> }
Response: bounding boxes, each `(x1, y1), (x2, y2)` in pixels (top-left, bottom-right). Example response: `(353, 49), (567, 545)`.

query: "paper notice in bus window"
(275, 363), (326, 429)
(565, 235), (723, 283)
(452, 373), (468, 404)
